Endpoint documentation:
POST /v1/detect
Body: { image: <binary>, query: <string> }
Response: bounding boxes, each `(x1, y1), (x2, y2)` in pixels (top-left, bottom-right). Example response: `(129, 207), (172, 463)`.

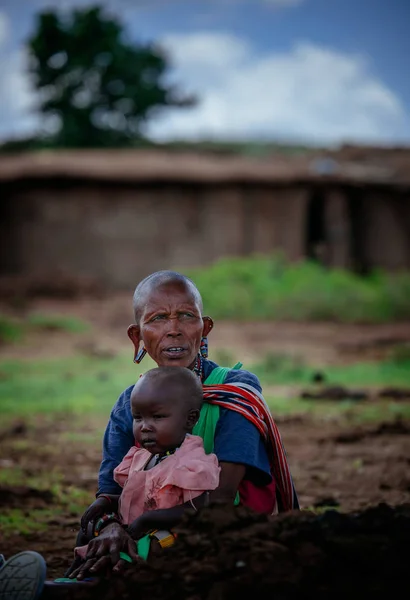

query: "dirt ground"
(1, 293), (410, 597)
(2, 291), (410, 364)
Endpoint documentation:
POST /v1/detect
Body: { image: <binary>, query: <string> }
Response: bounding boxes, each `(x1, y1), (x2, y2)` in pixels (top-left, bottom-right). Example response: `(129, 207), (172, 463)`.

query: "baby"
(74, 366), (220, 567)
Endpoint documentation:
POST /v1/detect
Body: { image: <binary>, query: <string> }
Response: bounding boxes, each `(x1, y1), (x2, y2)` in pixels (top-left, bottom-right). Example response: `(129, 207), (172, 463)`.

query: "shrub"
(186, 254), (410, 323)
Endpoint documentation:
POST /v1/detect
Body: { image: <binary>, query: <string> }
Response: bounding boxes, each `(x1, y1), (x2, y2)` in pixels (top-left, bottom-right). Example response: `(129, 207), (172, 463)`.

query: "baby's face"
(131, 380), (192, 455)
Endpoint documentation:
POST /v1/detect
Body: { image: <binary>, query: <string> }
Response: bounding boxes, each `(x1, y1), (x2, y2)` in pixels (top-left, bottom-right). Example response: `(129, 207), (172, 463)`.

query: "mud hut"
(0, 147), (409, 288)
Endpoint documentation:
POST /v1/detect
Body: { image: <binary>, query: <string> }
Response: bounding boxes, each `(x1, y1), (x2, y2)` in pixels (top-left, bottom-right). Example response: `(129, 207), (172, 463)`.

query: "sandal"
(0, 551), (47, 600)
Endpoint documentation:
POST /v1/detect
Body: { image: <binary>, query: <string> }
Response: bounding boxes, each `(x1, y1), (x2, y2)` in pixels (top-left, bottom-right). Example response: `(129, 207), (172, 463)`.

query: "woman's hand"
(80, 497), (111, 531)
(70, 522), (140, 579)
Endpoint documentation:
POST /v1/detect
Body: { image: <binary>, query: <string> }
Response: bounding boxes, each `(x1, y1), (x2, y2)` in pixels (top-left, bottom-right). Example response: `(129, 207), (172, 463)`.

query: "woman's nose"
(166, 317), (182, 336)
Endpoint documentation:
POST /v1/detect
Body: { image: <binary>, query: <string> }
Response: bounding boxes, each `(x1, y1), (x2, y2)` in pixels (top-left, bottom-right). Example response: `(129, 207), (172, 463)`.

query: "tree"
(27, 6), (195, 147)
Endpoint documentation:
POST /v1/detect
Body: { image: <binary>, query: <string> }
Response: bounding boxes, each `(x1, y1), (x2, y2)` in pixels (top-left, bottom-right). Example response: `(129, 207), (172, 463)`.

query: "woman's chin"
(158, 353), (195, 369)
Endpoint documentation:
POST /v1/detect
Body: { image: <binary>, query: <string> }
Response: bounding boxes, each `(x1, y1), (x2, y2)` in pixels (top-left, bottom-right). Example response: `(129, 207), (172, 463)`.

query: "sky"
(0, 0), (409, 146)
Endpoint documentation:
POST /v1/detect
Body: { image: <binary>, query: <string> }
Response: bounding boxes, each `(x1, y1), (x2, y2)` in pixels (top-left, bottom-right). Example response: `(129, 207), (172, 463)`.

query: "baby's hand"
(126, 514), (150, 540)
(80, 497), (111, 532)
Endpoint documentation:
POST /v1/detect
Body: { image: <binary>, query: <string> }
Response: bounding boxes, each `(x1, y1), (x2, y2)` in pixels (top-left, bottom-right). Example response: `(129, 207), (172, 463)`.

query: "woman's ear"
(202, 316), (214, 337)
(127, 324), (141, 362)
(187, 409), (200, 430)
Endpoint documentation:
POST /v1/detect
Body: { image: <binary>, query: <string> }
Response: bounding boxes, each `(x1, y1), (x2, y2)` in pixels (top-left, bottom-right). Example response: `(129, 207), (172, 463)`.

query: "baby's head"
(130, 366), (203, 455)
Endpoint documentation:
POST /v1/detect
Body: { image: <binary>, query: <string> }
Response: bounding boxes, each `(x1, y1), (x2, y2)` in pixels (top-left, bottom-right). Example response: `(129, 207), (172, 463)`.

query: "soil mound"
(100, 502), (410, 600)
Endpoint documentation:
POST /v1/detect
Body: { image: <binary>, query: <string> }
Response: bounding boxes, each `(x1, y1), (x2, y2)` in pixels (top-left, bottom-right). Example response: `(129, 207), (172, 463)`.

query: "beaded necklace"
(153, 448), (177, 466)
(192, 354), (204, 380)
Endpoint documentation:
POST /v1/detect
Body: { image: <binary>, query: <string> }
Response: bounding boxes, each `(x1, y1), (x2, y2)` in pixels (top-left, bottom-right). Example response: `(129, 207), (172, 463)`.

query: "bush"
(0, 317), (23, 344)
(186, 255), (410, 323)
(27, 314), (89, 333)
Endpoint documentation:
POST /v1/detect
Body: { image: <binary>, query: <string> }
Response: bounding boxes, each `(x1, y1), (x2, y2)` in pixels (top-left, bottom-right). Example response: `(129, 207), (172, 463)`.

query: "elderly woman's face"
(137, 281), (208, 368)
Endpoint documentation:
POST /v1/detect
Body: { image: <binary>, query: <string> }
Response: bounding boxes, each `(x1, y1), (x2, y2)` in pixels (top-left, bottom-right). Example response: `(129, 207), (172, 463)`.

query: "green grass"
(251, 352), (410, 387)
(0, 313), (89, 345)
(0, 352), (154, 416)
(27, 314), (89, 333)
(251, 351), (410, 423)
(264, 393), (410, 423)
(0, 316), (24, 343)
(0, 465), (62, 489)
(0, 483), (94, 537)
(186, 254), (410, 323)
(0, 509), (51, 536)
(0, 459), (94, 538)
(0, 351), (409, 423)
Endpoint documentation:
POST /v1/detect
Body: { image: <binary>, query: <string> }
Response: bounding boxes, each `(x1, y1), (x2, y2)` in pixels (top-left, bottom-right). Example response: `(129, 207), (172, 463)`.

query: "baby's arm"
(126, 492), (209, 539)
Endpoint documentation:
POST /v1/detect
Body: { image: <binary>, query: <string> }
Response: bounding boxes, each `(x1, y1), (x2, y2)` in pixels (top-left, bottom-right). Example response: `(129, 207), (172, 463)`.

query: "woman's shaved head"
(133, 270), (203, 322)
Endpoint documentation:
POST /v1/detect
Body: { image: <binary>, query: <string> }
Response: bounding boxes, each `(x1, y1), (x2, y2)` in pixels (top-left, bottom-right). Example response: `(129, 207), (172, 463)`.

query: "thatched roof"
(0, 147), (409, 188)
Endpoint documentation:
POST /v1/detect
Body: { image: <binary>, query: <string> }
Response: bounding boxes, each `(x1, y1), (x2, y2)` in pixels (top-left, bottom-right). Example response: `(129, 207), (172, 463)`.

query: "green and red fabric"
(195, 365), (298, 513)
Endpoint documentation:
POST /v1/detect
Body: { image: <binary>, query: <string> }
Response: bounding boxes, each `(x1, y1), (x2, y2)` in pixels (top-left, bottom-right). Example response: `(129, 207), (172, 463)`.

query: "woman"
(72, 270), (298, 578)
(0, 270), (299, 597)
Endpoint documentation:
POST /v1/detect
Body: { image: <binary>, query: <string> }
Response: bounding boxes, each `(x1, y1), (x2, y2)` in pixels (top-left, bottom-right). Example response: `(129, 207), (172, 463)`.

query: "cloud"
(165, 32), (251, 71)
(0, 11), (40, 139)
(0, 23), (408, 145)
(0, 48), (40, 139)
(149, 32), (409, 144)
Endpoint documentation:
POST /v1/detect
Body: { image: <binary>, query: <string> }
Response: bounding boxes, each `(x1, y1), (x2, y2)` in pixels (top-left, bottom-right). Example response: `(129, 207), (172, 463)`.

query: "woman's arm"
(210, 462), (246, 502)
(97, 387), (135, 495)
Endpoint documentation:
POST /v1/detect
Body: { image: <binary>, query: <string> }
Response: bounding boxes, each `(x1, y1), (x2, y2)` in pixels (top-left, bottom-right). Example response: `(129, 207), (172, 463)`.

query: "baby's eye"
(153, 414), (166, 419)
(133, 415), (142, 421)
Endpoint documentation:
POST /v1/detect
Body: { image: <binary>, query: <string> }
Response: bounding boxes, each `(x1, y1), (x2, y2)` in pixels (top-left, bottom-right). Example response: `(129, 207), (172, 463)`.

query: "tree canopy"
(26, 6), (195, 147)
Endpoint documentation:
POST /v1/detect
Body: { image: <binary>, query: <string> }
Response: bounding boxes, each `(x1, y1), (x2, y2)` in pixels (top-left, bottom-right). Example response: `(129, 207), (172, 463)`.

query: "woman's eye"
(152, 314), (166, 321)
(180, 312), (194, 319)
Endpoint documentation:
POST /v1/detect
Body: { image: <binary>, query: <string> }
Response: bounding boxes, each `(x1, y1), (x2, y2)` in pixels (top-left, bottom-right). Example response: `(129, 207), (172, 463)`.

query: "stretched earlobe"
(134, 346), (147, 364)
(202, 316), (214, 337)
(127, 324), (144, 363)
(201, 317), (213, 358)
